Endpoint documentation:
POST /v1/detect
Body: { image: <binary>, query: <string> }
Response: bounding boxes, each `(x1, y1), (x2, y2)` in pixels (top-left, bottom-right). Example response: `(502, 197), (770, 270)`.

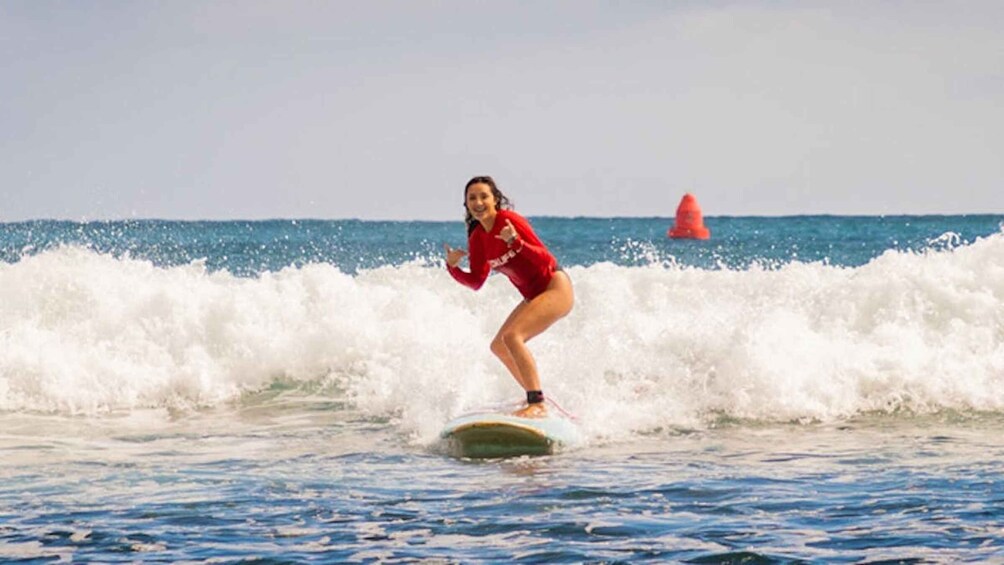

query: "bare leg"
(490, 272), (574, 415)
(490, 301), (532, 390)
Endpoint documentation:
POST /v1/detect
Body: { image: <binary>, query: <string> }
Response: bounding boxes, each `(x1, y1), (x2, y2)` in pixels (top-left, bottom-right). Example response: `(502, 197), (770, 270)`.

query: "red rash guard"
(448, 209), (558, 300)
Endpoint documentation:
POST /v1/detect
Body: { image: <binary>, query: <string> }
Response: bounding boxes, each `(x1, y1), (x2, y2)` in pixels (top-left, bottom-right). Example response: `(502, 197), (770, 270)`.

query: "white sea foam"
(2, 233), (1003, 443)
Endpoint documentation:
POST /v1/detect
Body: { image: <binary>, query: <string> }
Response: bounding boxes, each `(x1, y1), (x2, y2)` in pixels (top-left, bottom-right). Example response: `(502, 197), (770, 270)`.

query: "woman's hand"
(496, 218), (518, 246)
(443, 243), (467, 268)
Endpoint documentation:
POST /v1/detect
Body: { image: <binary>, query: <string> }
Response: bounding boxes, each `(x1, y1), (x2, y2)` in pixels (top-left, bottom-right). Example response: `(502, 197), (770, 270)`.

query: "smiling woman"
(443, 176), (574, 417)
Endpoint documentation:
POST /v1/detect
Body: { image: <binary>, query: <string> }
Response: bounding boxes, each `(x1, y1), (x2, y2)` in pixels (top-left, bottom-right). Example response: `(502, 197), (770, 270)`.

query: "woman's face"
(466, 182), (498, 224)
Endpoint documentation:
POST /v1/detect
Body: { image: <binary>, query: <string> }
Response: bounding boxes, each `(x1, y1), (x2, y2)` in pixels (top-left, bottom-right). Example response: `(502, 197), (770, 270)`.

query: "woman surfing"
(444, 176), (574, 418)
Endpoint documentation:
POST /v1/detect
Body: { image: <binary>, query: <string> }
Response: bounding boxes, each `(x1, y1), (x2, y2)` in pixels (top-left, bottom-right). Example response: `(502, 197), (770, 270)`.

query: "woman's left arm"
(498, 212), (553, 264)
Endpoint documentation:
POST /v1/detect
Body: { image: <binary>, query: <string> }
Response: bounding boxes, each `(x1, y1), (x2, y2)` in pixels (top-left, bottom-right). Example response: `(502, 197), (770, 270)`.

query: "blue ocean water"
(3, 215), (999, 274)
(2, 215), (1004, 562)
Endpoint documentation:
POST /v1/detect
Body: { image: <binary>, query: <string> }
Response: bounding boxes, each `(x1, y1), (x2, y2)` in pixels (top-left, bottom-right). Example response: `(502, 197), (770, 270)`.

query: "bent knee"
(499, 330), (524, 349)
(490, 336), (507, 357)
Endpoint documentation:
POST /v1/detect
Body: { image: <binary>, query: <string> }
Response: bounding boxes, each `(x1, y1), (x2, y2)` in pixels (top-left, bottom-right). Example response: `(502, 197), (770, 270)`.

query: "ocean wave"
(2, 233), (1003, 441)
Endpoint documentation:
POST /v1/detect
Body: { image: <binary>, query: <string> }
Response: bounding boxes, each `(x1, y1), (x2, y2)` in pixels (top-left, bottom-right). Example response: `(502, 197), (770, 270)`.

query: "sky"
(2, 1), (1003, 221)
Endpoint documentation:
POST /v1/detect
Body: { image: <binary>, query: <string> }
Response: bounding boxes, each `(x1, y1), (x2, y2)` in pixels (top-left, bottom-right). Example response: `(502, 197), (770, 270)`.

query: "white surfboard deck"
(440, 406), (582, 458)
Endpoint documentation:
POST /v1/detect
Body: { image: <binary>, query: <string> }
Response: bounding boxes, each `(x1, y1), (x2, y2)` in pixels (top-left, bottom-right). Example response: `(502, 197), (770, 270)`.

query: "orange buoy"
(667, 193), (710, 239)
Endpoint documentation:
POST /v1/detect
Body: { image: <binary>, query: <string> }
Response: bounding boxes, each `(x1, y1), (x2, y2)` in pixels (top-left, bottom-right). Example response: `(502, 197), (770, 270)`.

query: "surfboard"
(439, 408), (582, 459)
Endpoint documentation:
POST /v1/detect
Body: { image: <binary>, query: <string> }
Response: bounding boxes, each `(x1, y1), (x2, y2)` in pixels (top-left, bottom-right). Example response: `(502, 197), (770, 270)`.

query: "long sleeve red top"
(447, 209), (558, 300)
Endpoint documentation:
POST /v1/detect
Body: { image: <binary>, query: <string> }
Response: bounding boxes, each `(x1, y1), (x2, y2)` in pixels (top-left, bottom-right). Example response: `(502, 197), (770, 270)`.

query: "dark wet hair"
(463, 175), (512, 235)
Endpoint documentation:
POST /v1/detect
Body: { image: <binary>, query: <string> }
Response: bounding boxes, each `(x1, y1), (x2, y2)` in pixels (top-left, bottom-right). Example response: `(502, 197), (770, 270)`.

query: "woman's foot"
(513, 402), (547, 418)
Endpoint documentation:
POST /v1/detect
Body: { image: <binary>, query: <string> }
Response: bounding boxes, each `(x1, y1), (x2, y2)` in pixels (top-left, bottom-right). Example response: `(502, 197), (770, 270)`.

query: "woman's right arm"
(446, 233), (490, 291)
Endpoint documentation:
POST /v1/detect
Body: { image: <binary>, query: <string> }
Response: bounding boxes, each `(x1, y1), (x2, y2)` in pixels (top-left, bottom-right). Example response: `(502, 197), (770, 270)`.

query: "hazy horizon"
(4, 1), (1003, 221)
(6, 210), (1004, 225)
